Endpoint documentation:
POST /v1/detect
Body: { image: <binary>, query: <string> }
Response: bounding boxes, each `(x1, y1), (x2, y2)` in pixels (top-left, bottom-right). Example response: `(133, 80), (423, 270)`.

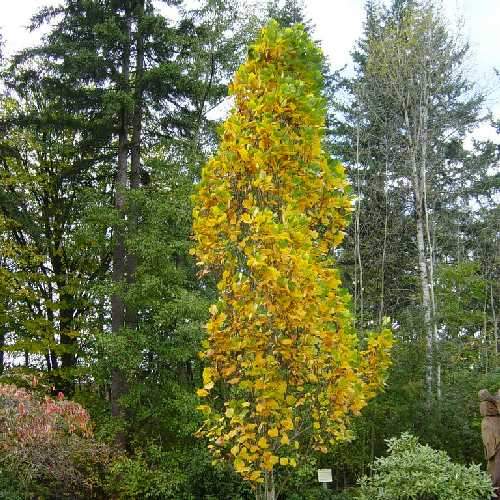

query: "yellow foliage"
(257, 437), (269, 449)
(192, 21), (393, 484)
(267, 427), (279, 438)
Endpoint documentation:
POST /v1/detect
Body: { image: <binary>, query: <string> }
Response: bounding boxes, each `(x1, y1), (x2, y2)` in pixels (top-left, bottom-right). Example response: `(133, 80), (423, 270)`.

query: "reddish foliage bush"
(0, 384), (114, 499)
(0, 384), (92, 441)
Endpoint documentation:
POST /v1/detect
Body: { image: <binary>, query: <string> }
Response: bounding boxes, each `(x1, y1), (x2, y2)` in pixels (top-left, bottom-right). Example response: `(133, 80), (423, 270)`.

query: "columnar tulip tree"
(192, 20), (393, 490)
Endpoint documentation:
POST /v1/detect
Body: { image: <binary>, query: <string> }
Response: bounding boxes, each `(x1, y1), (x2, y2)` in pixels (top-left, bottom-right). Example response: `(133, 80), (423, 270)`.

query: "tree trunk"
(491, 284), (498, 361)
(52, 250), (77, 395)
(51, 256), (76, 368)
(405, 96), (435, 397)
(256, 470), (276, 500)
(42, 289), (62, 392)
(124, 0), (145, 330)
(59, 297), (76, 370)
(411, 150), (434, 396)
(0, 330), (4, 375)
(483, 296), (489, 372)
(354, 121), (364, 328)
(111, 3), (131, 450)
(419, 93), (440, 399)
(0, 257), (4, 375)
(50, 347), (58, 372)
(378, 134), (390, 327)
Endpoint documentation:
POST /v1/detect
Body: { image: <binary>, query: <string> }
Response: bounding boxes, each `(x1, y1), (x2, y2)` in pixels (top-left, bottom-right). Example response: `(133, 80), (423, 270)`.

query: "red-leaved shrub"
(0, 384), (114, 499)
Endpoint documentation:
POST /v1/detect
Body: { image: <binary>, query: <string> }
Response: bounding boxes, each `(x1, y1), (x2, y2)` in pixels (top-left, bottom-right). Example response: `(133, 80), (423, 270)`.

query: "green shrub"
(0, 467), (23, 500)
(105, 444), (254, 500)
(287, 488), (357, 500)
(358, 433), (493, 500)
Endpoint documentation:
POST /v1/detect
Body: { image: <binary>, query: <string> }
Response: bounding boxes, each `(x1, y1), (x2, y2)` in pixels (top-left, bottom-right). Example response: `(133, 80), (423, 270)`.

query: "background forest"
(0, 0), (498, 498)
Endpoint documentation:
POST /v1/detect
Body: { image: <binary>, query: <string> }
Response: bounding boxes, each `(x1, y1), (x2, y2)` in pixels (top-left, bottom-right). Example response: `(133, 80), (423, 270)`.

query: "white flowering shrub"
(358, 433), (493, 500)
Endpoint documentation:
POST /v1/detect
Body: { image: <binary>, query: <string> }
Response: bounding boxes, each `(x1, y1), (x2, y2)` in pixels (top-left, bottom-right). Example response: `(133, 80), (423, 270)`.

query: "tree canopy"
(0, 0), (497, 498)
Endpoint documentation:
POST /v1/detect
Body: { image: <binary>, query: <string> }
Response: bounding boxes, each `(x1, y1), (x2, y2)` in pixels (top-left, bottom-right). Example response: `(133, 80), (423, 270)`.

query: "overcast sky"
(1, 0), (499, 132)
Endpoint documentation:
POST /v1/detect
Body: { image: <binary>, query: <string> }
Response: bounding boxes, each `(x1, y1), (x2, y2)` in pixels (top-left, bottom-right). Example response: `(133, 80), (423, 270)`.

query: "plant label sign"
(317, 468), (332, 483)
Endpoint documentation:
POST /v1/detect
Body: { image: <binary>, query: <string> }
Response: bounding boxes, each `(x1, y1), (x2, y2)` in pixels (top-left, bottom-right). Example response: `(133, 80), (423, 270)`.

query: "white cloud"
(305, 0), (364, 71)
(1, 0), (59, 56)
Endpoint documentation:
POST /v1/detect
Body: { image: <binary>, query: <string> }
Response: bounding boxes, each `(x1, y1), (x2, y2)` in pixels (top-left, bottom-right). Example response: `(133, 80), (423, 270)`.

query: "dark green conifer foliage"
(265, 0), (311, 30)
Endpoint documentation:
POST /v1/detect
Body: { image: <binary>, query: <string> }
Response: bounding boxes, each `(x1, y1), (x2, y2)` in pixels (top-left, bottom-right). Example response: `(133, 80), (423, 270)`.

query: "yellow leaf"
(196, 389), (208, 397)
(238, 147), (249, 161)
(257, 437), (269, 449)
(222, 365), (236, 377)
(241, 212), (252, 224)
(243, 197), (254, 210)
(267, 427), (279, 437)
(279, 457), (289, 466)
(249, 470), (262, 481)
(202, 367), (213, 386)
(234, 458), (246, 473)
(280, 434), (289, 445)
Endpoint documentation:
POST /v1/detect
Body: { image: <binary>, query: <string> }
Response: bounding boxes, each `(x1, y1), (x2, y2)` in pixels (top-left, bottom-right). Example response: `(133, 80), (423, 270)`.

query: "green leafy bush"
(358, 433), (493, 500)
(0, 467), (23, 500)
(287, 488), (355, 500)
(105, 444), (254, 500)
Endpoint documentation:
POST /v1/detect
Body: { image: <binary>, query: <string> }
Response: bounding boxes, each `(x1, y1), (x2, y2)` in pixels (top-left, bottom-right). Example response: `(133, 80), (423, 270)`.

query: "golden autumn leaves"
(191, 21), (393, 484)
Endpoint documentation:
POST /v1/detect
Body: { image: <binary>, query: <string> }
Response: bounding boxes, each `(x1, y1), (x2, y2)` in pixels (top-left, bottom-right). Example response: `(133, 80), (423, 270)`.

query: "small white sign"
(317, 468), (332, 483)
